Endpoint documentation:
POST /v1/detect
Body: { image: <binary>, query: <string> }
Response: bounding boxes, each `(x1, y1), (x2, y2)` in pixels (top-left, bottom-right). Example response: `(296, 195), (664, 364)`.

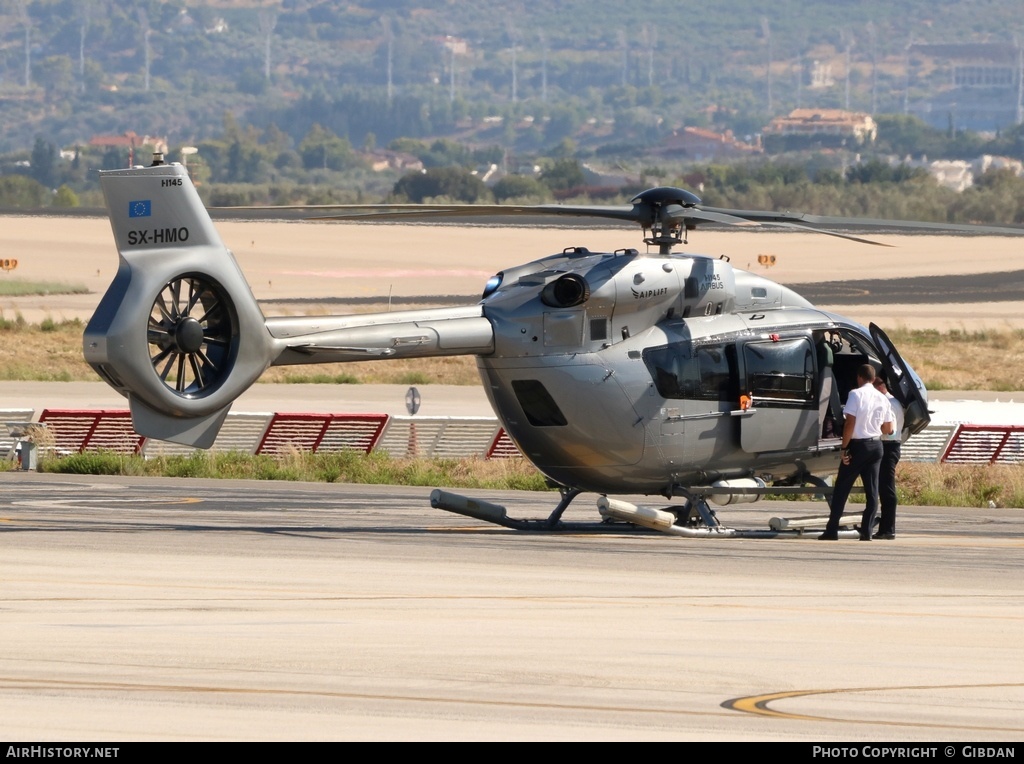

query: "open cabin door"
(739, 336), (820, 453)
(869, 323), (931, 436)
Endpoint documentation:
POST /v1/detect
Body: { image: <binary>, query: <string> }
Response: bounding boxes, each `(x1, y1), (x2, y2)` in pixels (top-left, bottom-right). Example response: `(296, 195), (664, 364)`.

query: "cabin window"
(643, 341), (738, 401)
(742, 337), (814, 404)
(511, 380), (568, 427)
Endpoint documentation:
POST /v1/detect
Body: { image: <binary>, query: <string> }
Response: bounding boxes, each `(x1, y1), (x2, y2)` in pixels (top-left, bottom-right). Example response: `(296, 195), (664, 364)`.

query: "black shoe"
(872, 531), (896, 540)
(818, 532), (838, 540)
(858, 533), (872, 541)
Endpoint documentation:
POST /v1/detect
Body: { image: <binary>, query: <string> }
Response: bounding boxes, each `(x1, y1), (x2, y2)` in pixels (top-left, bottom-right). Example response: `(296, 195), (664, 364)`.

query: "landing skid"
(429, 484), (860, 538)
(430, 487), (629, 532)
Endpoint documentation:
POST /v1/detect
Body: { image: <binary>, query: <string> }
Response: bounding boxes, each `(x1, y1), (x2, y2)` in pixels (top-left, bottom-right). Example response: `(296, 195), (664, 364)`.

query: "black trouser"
(825, 438), (883, 535)
(878, 441), (901, 535)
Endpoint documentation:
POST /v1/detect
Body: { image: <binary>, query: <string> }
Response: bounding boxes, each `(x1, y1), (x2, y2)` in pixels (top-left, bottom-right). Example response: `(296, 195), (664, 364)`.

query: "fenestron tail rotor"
(147, 275), (237, 397)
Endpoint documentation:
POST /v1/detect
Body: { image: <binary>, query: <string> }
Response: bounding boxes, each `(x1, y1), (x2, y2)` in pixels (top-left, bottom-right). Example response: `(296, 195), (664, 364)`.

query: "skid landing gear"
(430, 486), (632, 532)
(598, 492), (754, 537)
(430, 487), (749, 535)
(430, 479), (853, 538)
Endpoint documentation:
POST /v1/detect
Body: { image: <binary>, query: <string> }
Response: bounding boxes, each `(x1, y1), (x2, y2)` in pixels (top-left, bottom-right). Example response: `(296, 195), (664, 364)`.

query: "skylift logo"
(128, 200), (152, 218)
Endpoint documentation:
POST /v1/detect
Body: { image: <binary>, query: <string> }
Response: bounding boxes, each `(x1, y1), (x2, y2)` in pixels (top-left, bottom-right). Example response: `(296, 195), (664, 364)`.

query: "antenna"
(866, 21), (877, 114)
(643, 25), (657, 88)
(619, 30), (628, 87)
(447, 34), (457, 103)
(842, 30), (855, 111)
(903, 35), (912, 115)
(539, 32), (548, 102)
(258, 10), (277, 83)
(380, 17), (394, 103)
(512, 43), (518, 103)
(1017, 34), (1023, 125)
(78, 0), (92, 94)
(796, 50), (804, 108)
(506, 20), (519, 103)
(15, 0), (31, 88)
(138, 8), (151, 92)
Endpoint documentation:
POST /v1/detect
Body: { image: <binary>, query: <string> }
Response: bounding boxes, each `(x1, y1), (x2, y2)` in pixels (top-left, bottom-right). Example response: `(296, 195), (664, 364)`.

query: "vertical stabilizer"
(101, 162), (226, 253)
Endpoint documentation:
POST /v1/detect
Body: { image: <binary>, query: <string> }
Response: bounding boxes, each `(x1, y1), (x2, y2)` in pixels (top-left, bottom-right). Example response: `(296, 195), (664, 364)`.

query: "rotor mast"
(631, 187), (700, 255)
(643, 215), (688, 254)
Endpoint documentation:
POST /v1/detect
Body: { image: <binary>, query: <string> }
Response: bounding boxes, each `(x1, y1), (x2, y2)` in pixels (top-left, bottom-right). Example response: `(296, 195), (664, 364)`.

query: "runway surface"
(794, 269), (1024, 305)
(1, 472), (1022, 741)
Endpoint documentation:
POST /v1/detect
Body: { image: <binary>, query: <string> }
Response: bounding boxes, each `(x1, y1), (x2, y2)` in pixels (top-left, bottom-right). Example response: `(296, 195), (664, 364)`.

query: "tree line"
(3, 111), (1024, 227)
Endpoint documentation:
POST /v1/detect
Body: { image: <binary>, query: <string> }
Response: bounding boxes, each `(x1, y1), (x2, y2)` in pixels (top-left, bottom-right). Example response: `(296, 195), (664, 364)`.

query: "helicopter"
(82, 156), (1024, 538)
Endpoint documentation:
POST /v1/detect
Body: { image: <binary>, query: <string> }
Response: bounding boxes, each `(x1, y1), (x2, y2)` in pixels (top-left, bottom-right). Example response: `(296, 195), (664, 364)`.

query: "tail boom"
(266, 306), (494, 365)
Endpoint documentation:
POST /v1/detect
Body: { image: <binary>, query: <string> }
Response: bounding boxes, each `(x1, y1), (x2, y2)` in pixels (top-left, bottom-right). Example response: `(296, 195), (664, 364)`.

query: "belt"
(849, 437), (880, 442)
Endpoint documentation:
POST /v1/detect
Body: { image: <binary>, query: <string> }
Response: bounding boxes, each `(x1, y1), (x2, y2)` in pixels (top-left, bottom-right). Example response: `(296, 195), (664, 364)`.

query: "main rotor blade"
(679, 208), (761, 227)
(698, 206), (1024, 236)
(303, 203), (639, 224)
(676, 207), (887, 244)
(760, 222), (893, 247)
(304, 203), (771, 230)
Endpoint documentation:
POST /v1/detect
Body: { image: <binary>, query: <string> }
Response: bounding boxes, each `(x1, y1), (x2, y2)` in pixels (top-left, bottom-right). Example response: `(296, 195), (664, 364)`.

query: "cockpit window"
(644, 341), (738, 401)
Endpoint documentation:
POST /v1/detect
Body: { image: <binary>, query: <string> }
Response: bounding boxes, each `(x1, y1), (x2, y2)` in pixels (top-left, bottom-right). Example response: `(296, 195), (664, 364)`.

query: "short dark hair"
(857, 364), (876, 383)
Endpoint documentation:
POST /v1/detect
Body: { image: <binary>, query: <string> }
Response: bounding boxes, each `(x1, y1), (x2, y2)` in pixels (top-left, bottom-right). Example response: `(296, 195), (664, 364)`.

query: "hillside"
(1, 0), (1022, 157)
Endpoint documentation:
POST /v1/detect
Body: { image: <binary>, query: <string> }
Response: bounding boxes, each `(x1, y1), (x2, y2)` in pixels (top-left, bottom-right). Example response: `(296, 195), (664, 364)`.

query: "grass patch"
(769, 462), (1024, 508)
(0, 317), (89, 381)
(44, 450), (143, 476)
(0, 313), (28, 331)
(30, 449), (552, 491)
(396, 371), (431, 385)
(896, 463), (1024, 508)
(0, 280), (89, 297)
(279, 372), (362, 384)
(887, 327), (1024, 391)
(0, 365), (75, 382)
(259, 356), (481, 385)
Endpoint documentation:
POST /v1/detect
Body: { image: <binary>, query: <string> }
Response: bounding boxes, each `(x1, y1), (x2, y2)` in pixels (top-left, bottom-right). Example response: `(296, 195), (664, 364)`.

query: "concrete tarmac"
(1, 473), (1022, 741)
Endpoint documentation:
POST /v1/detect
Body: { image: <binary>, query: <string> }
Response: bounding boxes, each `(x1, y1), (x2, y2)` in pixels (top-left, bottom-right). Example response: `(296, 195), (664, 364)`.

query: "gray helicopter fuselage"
(473, 247), (901, 496)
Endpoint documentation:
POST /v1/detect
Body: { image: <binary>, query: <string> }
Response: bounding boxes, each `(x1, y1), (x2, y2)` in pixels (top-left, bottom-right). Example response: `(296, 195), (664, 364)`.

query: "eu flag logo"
(129, 200), (152, 218)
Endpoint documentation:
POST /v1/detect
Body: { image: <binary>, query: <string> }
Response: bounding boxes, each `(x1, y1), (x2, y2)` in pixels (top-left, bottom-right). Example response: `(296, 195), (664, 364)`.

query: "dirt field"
(2, 214), (1023, 331)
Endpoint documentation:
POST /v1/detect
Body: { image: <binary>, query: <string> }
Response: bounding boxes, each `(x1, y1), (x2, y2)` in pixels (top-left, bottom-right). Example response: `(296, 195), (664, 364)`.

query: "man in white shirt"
(873, 373), (904, 539)
(819, 364), (895, 541)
